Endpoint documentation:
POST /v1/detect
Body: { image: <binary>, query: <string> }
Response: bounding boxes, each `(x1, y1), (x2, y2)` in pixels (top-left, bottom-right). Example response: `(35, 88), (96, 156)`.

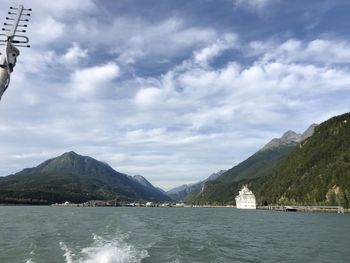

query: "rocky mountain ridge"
(260, 124), (317, 151)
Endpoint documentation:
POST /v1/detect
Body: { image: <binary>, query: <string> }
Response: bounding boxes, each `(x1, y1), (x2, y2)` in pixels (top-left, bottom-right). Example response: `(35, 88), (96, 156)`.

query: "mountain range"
(183, 124), (317, 203)
(0, 151), (171, 204)
(166, 170), (227, 201)
(1, 113), (349, 208)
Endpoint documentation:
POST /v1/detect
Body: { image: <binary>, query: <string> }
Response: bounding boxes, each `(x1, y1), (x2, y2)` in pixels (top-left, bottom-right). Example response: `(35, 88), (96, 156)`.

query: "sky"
(0, 0), (350, 190)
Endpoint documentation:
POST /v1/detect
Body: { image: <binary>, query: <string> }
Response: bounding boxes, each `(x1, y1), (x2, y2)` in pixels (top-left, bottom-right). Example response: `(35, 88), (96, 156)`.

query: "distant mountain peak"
(59, 151), (79, 157)
(281, 130), (299, 140)
(36, 151), (112, 176)
(166, 170), (227, 201)
(300, 123), (318, 141)
(56, 151), (83, 162)
(131, 175), (154, 188)
(134, 174), (146, 180)
(66, 150), (78, 155)
(261, 124), (318, 152)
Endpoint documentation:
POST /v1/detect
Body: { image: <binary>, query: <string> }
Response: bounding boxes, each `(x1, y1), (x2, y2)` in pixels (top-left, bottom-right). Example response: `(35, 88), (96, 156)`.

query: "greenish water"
(0, 207), (349, 263)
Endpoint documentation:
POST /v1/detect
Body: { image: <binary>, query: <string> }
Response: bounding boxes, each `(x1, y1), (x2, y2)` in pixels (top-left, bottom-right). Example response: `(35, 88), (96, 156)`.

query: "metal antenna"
(0, 5), (32, 101)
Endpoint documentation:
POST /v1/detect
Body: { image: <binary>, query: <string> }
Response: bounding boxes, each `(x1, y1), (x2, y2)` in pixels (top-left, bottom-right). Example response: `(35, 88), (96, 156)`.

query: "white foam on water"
(60, 233), (148, 263)
(81, 233), (148, 263)
(25, 253), (36, 263)
(25, 243), (37, 263)
(60, 241), (76, 263)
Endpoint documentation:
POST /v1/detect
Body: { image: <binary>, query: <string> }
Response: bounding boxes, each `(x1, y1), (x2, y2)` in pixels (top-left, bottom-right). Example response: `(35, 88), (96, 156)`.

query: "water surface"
(0, 206), (349, 262)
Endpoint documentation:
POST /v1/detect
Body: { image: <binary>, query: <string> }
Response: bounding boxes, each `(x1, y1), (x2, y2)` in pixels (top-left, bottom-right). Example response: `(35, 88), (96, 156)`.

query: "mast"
(0, 5), (32, 101)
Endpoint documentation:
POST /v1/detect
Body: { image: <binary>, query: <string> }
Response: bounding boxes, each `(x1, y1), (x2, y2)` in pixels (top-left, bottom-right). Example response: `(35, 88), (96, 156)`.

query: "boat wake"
(25, 243), (37, 263)
(59, 233), (148, 263)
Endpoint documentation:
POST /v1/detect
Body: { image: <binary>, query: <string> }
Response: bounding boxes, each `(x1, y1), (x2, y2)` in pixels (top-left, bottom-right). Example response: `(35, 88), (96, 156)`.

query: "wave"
(25, 243), (37, 263)
(60, 233), (148, 263)
(60, 242), (76, 263)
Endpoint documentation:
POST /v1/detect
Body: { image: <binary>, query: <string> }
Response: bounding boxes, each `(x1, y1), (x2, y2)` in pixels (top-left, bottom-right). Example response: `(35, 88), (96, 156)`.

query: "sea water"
(0, 206), (349, 262)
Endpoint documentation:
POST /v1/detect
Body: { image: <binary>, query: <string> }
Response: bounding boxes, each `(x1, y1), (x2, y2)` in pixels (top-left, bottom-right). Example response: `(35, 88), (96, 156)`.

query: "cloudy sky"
(0, 0), (350, 190)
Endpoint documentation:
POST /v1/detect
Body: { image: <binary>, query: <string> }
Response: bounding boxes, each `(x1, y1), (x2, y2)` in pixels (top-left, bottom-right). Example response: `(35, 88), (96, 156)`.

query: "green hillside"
(255, 113), (350, 208)
(186, 144), (296, 205)
(0, 151), (171, 204)
(218, 145), (296, 183)
(188, 112), (350, 208)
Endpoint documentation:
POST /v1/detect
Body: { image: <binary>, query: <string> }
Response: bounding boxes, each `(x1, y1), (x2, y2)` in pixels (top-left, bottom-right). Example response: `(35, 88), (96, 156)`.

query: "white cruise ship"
(235, 185), (256, 209)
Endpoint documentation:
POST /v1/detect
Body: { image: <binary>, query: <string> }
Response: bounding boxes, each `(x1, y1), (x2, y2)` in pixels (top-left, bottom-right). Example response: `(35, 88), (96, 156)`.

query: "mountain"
(129, 174), (171, 199)
(260, 130), (300, 151)
(167, 170), (226, 201)
(129, 175), (153, 188)
(167, 183), (201, 202)
(185, 145), (297, 205)
(156, 187), (167, 194)
(260, 124), (317, 151)
(299, 123), (318, 141)
(254, 113), (350, 208)
(187, 124), (317, 205)
(204, 170), (227, 182)
(0, 151), (171, 205)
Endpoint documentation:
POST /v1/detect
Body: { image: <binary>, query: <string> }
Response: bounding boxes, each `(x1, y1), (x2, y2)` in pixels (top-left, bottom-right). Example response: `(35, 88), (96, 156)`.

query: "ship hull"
(236, 202), (256, 209)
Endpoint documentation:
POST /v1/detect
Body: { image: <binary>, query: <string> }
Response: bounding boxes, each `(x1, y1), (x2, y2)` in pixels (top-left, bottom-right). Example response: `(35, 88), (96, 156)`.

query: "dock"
(258, 205), (345, 213)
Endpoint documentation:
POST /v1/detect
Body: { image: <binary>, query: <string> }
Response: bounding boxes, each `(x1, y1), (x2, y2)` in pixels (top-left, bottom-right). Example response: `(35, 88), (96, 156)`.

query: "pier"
(258, 205), (345, 213)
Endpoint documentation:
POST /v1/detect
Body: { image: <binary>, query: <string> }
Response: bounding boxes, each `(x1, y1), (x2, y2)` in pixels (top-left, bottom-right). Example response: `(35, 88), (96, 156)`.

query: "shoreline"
(1, 203), (348, 213)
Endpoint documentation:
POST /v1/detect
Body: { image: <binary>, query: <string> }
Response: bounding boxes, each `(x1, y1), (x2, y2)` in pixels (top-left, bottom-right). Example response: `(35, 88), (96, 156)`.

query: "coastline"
(1, 203), (349, 213)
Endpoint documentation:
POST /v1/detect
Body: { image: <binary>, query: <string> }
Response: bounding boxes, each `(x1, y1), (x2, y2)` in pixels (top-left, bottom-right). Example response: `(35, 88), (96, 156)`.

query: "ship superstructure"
(235, 185), (256, 209)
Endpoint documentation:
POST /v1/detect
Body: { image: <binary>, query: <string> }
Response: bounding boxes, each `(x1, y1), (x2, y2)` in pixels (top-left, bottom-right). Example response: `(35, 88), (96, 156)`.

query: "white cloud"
(130, 38), (350, 133)
(26, 0), (95, 16)
(71, 17), (218, 65)
(234, 0), (276, 11)
(125, 128), (220, 146)
(194, 33), (238, 67)
(69, 63), (120, 97)
(250, 38), (350, 64)
(46, 16), (219, 72)
(30, 16), (65, 46)
(62, 43), (88, 65)
(135, 88), (164, 108)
